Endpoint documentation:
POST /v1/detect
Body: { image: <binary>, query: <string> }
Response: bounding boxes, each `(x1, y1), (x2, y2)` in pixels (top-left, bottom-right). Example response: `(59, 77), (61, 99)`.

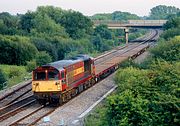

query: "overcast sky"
(0, 0), (180, 16)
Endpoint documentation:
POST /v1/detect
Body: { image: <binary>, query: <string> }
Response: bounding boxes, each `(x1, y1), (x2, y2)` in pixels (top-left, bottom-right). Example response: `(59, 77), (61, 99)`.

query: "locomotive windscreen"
(34, 71), (46, 80)
(48, 70), (59, 80)
(33, 68), (59, 81)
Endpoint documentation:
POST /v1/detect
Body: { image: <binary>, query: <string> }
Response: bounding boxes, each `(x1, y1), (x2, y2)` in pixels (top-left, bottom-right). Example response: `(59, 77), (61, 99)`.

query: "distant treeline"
(0, 6), (120, 66)
(0, 5), (151, 67)
(91, 5), (180, 20)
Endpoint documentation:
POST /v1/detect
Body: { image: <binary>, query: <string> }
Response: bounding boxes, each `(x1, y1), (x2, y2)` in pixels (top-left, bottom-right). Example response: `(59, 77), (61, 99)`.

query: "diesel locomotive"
(32, 55), (96, 104)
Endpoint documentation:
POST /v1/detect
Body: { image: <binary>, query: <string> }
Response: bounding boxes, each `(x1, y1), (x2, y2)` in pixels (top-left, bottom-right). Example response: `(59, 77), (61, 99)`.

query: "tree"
(0, 35), (38, 65)
(0, 12), (19, 35)
(149, 5), (180, 19)
(112, 64), (179, 126)
(31, 37), (58, 61)
(90, 13), (112, 20)
(107, 90), (149, 126)
(150, 36), (180, 62)
(36, 6), (64, 23)
(36, 51), (52, 66)
(59, 10), (93, 39)
(19, 8), (68, 38)
(90, 11), (140, 21)
(26, 60), (36, 72)
(164, 17), (180, 30)
(31, 12), (68, 38)
(161, 28), (180, 40)
(112, 11), (140, 21)
(161, 13), (180, 40)
(94, 24), (112, 40)
(19, 11), (35, 33)
(91, 34), (103, 51)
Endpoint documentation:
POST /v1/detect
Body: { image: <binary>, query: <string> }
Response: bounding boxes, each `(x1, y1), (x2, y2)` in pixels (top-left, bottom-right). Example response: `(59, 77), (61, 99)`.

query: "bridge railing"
(93, 20), (167, 26)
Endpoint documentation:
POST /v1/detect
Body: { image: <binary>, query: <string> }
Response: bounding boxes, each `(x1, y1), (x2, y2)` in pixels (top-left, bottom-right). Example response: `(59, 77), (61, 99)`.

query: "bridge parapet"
(93, 20), (167, 28)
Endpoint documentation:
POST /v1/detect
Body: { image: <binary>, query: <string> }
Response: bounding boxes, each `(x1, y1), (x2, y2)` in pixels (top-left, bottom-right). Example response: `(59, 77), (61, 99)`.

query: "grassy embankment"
(0, 65), (31, 88)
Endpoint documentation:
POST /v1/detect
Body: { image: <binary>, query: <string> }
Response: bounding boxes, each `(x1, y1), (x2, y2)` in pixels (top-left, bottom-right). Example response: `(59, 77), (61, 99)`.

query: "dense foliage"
(0, 69), (6, 89)
(0, 6), (126, 66)
(148, 5), (180, 19)
(0, 5), (146, 70)
(109, 61), (180, 126)
(91, 11), (140, 21)
(0, 35), (38, 65)
(36, 51), (52, 66)
(161, 14), (180, 40)
(59, 10), (93, 39)
(151, 36), (180, 62)
(0, 65), (28, 88)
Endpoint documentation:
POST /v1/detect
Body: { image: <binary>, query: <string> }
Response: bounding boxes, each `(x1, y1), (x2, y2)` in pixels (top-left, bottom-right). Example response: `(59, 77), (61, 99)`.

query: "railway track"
(94, 29), (158, 65)
(0, 95), (36, 121)
(0, 82), (32, 108)
(9, 104), (56, 126)
(0, 29), (160, 126)
(95, 29), (158, 77)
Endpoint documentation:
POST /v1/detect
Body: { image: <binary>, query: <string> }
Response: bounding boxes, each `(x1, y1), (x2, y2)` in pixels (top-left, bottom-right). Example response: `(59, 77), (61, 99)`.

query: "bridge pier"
(124, 28), (129, 45)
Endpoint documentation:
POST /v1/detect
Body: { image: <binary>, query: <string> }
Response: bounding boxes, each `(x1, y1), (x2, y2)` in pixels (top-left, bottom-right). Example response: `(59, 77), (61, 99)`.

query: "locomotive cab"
(32, 66), (65, 98)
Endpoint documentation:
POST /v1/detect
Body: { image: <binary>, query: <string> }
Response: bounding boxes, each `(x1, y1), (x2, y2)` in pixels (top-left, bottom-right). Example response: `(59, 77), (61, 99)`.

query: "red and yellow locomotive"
(32, 55), (95, 104)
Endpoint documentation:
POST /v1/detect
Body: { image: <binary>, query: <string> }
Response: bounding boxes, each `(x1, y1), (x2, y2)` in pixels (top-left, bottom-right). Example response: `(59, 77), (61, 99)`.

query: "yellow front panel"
(32, 80), (61, 92)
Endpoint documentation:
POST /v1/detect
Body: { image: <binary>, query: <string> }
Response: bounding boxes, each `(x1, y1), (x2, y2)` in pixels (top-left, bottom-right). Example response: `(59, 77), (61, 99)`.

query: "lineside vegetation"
(85, 10), (180, 126)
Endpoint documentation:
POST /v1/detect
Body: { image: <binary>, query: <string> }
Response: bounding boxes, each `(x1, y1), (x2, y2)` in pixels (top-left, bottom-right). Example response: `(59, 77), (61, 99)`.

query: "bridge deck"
(93, 20), (167, 29)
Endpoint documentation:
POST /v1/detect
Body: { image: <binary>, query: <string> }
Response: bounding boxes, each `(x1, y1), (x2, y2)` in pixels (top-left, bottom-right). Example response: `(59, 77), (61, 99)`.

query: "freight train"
(32, 55), (99, 104)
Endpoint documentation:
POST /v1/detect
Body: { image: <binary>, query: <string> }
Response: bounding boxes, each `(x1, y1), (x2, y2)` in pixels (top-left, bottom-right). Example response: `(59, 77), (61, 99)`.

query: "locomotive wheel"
(67, 91), (71, 100)
(38, 99), (46, 105)
(59, 95), (63, 105)
(71, 88), (77, 97)
(62, 93), (66, 102)
(91, 78), (96, 85)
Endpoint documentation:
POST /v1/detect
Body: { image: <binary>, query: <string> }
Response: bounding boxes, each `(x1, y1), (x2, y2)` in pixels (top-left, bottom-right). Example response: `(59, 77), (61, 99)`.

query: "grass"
(0, 65), (31, 88)
(84, 100), (108, 126)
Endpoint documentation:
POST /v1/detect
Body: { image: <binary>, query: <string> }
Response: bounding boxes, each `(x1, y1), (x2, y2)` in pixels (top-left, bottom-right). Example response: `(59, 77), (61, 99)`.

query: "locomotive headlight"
(56, 82), (61, 90)
(57, 85), (61, 90)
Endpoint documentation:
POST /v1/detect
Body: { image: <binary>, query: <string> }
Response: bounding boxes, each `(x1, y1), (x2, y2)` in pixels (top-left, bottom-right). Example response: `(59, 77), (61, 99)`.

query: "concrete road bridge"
(93, 20), (167, 44)
(93, 20), (167, 29)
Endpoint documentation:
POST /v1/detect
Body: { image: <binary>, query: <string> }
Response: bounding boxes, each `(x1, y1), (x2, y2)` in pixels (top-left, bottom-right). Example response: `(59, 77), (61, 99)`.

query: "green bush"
(9, 69), (21, 78)
(0, 65), (26, 78)
(161, 28), (180, 40)
(149, 60), (180, 96)
(31, 37), (58, 60)
(26, 60), (37, 72)
(0, 69), (6, 89)
(111, 61), (180, 126)
(0, 35), (38, 65)
(114, 67), (151, 94)
(36, 51), (52, 66)
(150, 36), (180, 62)
(107, 90), (149, 126)
(84, 104), (109, 126)
(0, 65), (28, 89)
